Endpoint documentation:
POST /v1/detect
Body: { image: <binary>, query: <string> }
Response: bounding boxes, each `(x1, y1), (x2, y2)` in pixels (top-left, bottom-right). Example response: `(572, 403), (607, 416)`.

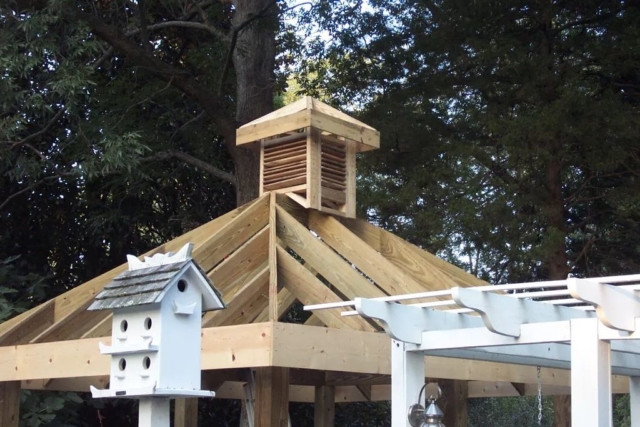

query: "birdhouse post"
(236, 96), (380, 218)
(87, 243), (225, 427)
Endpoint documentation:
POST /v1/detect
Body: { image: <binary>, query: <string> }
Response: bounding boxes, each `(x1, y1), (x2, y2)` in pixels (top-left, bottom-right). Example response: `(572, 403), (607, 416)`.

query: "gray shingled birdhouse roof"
(87, 259), (224, 312)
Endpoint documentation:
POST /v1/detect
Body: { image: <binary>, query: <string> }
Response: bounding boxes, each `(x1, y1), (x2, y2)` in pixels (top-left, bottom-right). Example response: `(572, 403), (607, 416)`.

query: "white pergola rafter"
(305, 275), (640, 427)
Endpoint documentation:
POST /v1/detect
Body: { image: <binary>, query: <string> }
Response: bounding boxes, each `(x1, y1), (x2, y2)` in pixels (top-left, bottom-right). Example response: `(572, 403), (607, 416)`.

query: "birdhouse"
(87, 243), (225, 399)
(236, 96), (380, 218)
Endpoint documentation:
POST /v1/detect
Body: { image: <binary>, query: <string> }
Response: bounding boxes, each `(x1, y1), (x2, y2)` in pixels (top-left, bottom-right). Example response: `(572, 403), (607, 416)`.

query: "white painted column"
(571, 318), (612, 427)
(139, 398), (170, 427)
(392, 340), (424, 427)
(630, 377), (640, 427)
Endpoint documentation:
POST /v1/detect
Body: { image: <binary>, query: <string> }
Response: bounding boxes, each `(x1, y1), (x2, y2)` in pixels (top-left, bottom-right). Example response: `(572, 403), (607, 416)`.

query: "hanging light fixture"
(408, 383), (445, 427)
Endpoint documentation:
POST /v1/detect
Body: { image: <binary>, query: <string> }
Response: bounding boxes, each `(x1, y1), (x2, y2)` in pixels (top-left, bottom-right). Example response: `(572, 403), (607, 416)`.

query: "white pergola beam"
(571, 318), (612, 427)
(392, 340), (423, 427)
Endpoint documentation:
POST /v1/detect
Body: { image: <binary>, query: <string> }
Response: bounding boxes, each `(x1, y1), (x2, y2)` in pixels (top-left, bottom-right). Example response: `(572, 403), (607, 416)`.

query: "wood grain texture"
(0, 196), (256, 344)
(174, 398), (198, 427)
(340, 217), (486, 289)
(208, 225), (268, 298)
(0, 300), (54, 346)
(268, 193), (279, 321)
(554, 395), (571, 427)
(276, 205), (386, 300)
(254, 287), (297, 323)
(80, 313), (112, 339)
(255, 367), (290, 427)
(202, 266), (269, 327)
(0, 381), (20, 427)
(277, 246), (374, 331)
(309, 211), (428, 295)
(314, 386), (335, 427)
(440, 380), (468, 427)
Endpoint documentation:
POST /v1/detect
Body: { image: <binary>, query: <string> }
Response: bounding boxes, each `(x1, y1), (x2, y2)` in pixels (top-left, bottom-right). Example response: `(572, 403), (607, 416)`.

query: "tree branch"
(11, 108), (66, 150)
(0, 172), (76, 212)
(146, 149), (236, 185)
(77, 11), (238, 143)
(125, 21), (228, 40)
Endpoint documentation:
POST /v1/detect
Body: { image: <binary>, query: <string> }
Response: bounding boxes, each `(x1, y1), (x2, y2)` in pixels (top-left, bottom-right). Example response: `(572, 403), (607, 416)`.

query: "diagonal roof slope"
(0, 192), (485, 345)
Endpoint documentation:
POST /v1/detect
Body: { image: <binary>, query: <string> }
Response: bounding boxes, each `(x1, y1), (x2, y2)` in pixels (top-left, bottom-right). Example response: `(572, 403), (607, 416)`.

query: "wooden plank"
(339, 217), (487, 289)
(356, 384), (372, 401)
(304, 315), (325, 327)
(259, 140), (264, 196)
(202, 266), (269, 327)
(554, 395), (571, 427)
(268, 193), (279, 321)
(237, 109), (311, 145)
(440, 380), (468, 427)
(276, 193), (309, 227)
(0, 300), (54, 346)
(174, 398), (198, 427)
(307, 128), (321, 210)
(254, 286), (297, 323)
(321, 187), (346, 205)
(197, 194), (270, 271)
(276, 205), (386, 301)
(208, 225), (268, 297)
(29, 299), (105, 343)
(263, 176), (306, 191)
(309, 211), (427, 295)
(264, 154), (307, 168)
(344, 143), (356, 217)
(277, 246), (374, 331)
(310, 110), (379, 151)
(0, 381), (20, 427)
(80, 313), (112, 339)
(0, 198), (256, 344)
(314, 386), (335, 427)
(255, 367), (290, 427)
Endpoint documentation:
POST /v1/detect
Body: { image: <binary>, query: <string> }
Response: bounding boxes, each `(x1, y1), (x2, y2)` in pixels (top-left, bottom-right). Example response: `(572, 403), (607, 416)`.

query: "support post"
(174, 398), (198, 427)
(0, 381), (20, 427)
(139, 399), (170, 427)
(314, 385), (335, 427)
(630, 377), (640, 427)
(554, 395), (571, 427)
(439, 380), (468, 427)
(392, 340), (424, 427)
(571, 318), (612, 427)
(255, 367), (289, 427)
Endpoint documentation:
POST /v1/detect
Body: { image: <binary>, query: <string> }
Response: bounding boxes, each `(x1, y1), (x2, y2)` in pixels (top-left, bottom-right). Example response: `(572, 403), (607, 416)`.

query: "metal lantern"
(408, 383), (445, 427)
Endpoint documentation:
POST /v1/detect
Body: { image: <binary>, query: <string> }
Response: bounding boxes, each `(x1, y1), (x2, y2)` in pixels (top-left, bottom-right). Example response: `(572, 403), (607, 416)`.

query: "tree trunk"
(231, 0), (277, 205)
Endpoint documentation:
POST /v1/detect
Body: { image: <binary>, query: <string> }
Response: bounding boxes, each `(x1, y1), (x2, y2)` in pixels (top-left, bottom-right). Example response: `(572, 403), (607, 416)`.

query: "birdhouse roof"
(87, 260), (224, 312)
(236, 96), (380, 151)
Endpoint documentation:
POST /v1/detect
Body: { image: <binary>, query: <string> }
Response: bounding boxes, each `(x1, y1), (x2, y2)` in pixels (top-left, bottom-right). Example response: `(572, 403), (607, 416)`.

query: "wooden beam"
(304, 315), (325, 327)
(439, 380), (468, 427)
(0, 381), (20, 427)
(197, 194), (270, 271)
(174, 398), (198, 427)
(554, 395), (571, 427)
(356, 384), (372, 401)
(202, 266), (269, 327)
(29, 299), (104, 343)
(208, 225), (268, 297)
(80, 313), (112, 339)
(254, 287), (297, 323)
(0, 196), (260, 345)
(276, 205), (386, 300)
(268, 193), (279, 320)
(309, 211), (430, 295)
(314, 386), (335, 427)
(339, 217), (486, 289)
(276, 193), (308, 227)
(255, 367), (289, 427)
(511, 382), (526, 396)
(0, 300), (54, 346)
(277, 246), (374, 331)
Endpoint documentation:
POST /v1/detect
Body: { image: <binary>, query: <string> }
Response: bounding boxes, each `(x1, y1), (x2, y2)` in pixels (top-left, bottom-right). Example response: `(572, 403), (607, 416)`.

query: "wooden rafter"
(277, 246), (374, 332)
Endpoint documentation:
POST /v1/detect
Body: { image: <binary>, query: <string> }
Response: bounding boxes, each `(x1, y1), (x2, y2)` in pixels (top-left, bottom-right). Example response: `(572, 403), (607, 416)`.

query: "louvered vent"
(262, 135), (307, 192)
(320, 138), (347, 209)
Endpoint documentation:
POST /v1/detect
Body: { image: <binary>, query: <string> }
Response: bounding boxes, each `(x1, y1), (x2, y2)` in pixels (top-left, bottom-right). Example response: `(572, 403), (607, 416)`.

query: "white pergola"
(306, 275), (640, 427)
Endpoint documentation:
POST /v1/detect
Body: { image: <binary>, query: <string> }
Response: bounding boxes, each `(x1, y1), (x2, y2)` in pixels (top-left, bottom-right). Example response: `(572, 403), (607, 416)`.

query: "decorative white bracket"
(568, 278), (640, 332)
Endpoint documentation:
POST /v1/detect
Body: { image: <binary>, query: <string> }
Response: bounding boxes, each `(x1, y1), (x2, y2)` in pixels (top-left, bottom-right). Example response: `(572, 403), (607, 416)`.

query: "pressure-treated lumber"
(174, 398), (198, 427)
(276, 246), (374, 331)
(268, 193), (279, 320)
(0, 196), (258, 345)
(254, 287), (297, 323)
(339, 216), (486, 288)
(276, 205), (386, 300)
(202, 267), (269, 327)
(314, 386), (335, 427)
(0, 381), (20, 427)
(196, 194), (269, 271)
(207, 225), (268, 297)
(440, 380), (468, 427)
(255, 367), (289, 427)
(554, 395), (571, 427)
(310, 211), (428, 295)
(0, 300), (54, 346)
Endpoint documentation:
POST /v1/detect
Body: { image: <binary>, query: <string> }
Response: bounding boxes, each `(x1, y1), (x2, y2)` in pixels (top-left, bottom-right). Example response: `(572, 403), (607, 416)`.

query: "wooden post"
(174, 398), (198, 427)
(0, 381), (20, 427)
(439, 380), (468, 427)
(554, 395), (571, 427)
(254, 367), (289, 427)
(314, 386), (335, 427)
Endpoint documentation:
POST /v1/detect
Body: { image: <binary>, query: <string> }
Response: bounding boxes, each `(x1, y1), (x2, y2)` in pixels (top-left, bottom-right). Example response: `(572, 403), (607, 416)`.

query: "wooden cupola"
(236, 96), (379, 218)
